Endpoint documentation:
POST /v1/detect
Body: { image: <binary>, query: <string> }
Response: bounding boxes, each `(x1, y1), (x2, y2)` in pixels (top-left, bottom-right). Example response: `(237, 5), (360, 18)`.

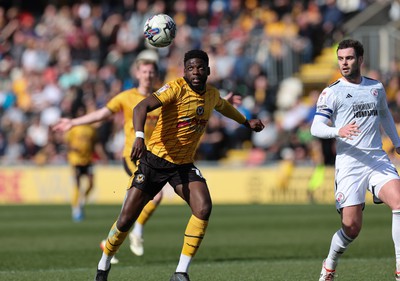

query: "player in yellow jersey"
(64, 106), (99, 222)
(94, 50), (265, 281)
(53, 58), (161, 262)
(55, 57), (241, 263)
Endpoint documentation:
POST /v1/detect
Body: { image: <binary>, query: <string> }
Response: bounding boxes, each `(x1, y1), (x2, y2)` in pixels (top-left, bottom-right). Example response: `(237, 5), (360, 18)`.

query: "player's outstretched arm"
(223, 92), (242, 107)
(52, 107), (112, 132)
(243, 119), (265, 132)
(52, 118), (73, 132)
(216, 98), (263, 131)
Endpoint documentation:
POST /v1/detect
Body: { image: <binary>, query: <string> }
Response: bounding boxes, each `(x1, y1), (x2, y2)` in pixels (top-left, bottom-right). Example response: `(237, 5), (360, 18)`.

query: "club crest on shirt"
(155, 84), (170, 96)
(196, 106), (204, 116)
(135, 174), (145, 184)
(370, 88), (378, 97)
(336, 192), (346, 203)
(318, 91), (327, 103)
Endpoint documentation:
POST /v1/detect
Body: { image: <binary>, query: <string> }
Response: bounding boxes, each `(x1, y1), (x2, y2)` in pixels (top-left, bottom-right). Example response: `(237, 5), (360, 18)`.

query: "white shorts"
(334, 161), (400, 210)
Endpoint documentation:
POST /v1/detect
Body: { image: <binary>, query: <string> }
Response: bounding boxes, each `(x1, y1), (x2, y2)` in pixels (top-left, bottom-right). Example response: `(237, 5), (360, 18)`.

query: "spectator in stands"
(0, 0), (382, 166)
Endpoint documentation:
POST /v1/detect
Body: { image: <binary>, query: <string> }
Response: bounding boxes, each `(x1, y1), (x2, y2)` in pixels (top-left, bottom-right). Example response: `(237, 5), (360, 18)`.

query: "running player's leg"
(123, 156), (165, 255)
(173, 180), (212, 277)
(96, 158), (164, 279)
(97, 187), (151, 272)
(77, 167), (93, 221)
(84, 165), (94, 201)
(374, 178), (400, 278)
(320, 205), (361, 281)
(135, 191), (163, 233)
(320, 166), (366, 280)
(130, 190), (163, 256)
(98, 157), (133, 264)
(71, 166), (83, 221)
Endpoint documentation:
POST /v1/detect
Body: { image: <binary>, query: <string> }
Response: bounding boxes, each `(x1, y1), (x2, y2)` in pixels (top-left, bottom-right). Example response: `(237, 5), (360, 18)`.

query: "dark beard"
(184, 77), (206, 94)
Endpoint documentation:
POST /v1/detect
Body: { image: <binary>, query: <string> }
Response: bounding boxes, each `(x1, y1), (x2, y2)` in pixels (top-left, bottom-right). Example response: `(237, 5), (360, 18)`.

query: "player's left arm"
(215, 98), (264, 132)
(223, 92), (242, 106)
(379, 92), (400, 154)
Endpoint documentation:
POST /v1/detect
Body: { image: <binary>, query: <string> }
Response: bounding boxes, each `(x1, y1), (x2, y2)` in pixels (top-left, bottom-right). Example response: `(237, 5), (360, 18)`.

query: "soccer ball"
(143, 14), (176, 48)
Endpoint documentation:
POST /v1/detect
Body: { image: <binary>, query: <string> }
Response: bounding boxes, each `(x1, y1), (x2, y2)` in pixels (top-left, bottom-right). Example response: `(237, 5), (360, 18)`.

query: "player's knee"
(343, 223), (361, 239)
(193, 203), (212, 220)
(389, 202), (400, 210)
(117, 215), (134, 232)
(387, 192), (400, 210)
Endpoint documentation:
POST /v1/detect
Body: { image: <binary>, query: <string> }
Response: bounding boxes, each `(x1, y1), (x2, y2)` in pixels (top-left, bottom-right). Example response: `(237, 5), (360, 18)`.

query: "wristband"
(135, 131), (145, 139)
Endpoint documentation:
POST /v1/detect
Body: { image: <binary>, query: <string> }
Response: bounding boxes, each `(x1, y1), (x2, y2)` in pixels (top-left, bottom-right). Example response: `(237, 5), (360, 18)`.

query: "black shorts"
(129, 151), (206, 198)
(123, 156), (137, 176)
(74, 164), (93, 177)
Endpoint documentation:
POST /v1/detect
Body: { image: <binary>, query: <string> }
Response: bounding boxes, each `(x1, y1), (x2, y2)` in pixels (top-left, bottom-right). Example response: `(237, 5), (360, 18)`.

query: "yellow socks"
(175, 215), (208, 273)
(182, 215), (208, 257)
(103, 222), (129, 256)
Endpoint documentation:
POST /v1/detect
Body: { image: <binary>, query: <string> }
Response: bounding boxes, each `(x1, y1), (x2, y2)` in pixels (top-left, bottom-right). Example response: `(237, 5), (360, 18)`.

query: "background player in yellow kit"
(64, 105), (100, 222)
(53, 58), (161, 261)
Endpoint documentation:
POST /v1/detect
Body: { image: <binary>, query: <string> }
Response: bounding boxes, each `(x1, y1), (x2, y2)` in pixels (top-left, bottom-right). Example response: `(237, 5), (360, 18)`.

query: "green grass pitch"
(0, 204), (396, 280)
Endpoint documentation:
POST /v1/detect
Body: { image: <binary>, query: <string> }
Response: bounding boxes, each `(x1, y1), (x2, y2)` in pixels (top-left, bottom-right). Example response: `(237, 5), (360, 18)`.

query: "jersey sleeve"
(310, 88), (340, 139)
(379, 86), (400, 148)
(153, 82), (178, 105)
(314, 88), (336, 120)
(215, 97), (246, 124)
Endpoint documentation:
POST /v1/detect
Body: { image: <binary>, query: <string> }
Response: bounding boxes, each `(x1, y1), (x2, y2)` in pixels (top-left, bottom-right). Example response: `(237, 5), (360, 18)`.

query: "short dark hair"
(184, 50), (209, 66)
(337, 39), (364, 58)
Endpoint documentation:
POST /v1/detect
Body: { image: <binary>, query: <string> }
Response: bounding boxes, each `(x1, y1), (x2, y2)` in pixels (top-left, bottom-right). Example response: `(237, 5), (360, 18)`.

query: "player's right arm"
(311, 114), (339, 139)
(131, 94), (162, 161)
(52, 107), (112, 132)
(310, 88), (359, 140)
(311, 116), (359, 140)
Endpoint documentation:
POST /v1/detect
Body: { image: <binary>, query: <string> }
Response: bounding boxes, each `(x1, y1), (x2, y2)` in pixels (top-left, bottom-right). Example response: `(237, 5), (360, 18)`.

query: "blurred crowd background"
(0, 0), (399, 168)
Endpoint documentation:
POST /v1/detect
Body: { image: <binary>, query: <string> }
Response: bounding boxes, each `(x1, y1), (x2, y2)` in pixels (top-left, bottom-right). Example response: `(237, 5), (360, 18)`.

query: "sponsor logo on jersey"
(346, 93), (352, 98)
(352, 102), (378, 118)
(176, 118), (207, 133)
(177, 117), (192, 128)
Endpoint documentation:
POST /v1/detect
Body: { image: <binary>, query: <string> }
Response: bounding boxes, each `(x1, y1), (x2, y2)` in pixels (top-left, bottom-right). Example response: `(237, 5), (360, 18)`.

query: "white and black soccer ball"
(143, 14), (176, 48)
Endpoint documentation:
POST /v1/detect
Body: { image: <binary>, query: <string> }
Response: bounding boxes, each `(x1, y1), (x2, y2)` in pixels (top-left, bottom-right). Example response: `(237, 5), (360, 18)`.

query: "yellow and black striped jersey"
(148, 77), (246, 164)
(66, 125), (97, 166)
(106, 88), (160, 158)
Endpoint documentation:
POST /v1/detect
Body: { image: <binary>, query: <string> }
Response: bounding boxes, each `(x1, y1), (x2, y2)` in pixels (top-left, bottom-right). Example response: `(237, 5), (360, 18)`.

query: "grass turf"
(0, 204), (396, 280)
